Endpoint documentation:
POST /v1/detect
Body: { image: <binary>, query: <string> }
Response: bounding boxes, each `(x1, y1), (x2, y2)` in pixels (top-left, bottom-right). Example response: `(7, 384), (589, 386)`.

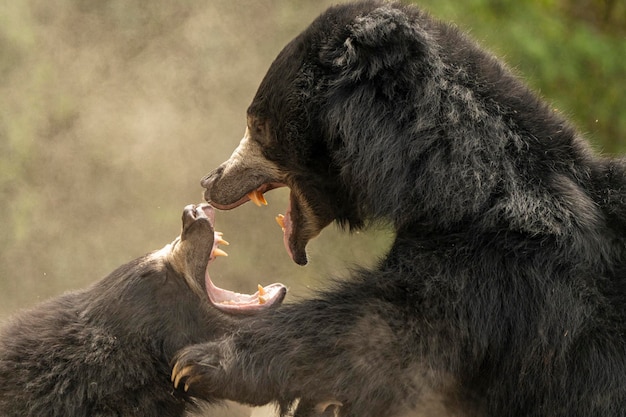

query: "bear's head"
(168, 203), (286, 312)
(200, 1), (445, 265)
(202, 0), (577, 265)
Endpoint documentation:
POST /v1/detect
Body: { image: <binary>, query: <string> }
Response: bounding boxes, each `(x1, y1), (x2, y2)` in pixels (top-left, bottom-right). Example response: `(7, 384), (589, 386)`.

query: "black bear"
(173, 1), (626, 416)
(0, 203), (286, 417)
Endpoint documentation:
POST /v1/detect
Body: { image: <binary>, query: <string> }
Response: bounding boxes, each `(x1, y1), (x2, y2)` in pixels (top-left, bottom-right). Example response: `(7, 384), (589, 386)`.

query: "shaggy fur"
(174, 1), (626, 416)
(0, 205), (240, 416)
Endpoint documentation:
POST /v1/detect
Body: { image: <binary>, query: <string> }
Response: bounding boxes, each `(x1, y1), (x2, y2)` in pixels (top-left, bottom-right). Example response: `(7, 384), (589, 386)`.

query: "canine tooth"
(257, 284), (266, 296)
(214, 232), (229, 246)
(275, 214), (285, 229)
(248, 190), (268, 207)
(212, 248), (228, 257)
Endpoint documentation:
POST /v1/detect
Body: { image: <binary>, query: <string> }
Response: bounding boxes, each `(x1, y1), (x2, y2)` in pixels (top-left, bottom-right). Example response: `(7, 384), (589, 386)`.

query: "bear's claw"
(171, 342), (227, 395)
(171, 364), (194, 390)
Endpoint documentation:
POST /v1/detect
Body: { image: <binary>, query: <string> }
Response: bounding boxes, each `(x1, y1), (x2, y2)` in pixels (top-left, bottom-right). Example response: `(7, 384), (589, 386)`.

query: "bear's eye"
(254, 119), (266, 135)
(247, 115), (266, 141)
(250, 119), (271, 146)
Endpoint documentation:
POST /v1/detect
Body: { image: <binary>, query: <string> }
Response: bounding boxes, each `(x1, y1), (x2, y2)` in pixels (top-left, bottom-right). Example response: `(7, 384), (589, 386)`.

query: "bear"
(172, 1), (626, 416)
(0, 203), (286, 417)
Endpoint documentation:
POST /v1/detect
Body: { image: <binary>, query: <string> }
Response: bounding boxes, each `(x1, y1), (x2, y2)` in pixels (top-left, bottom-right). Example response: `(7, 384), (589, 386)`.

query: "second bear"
(0, 203), (286, 417)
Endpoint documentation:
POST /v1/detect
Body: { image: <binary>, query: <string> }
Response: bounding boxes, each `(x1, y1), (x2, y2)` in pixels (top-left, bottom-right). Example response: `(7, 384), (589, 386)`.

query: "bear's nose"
(200, 166), (224, 189)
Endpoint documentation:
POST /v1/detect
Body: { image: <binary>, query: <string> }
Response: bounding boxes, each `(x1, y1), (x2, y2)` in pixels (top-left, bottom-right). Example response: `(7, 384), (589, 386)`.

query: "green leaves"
(417, 0), (626, 153)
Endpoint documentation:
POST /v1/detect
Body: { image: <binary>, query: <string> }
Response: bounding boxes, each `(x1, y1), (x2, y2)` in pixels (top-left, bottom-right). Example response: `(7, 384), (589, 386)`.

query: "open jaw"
(246, 184), (308, 265)
(214, 184), (316, 266)
(197, 204), (287, 314)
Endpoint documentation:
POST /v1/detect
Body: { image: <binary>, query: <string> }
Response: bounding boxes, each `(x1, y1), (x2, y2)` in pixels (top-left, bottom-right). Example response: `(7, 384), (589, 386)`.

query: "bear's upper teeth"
(248, 190), (268, 207)
(215, 232), (229, 246)
(211, 248), (228, 257)
(210, 231), (229, 258)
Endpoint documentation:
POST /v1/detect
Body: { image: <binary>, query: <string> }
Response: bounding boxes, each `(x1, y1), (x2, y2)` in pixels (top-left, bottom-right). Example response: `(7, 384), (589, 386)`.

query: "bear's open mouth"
(246, 188), (296, 261)
(246, 186), (311, 266)
(195, 204), (287, 313)
(207, 184), (308, 265)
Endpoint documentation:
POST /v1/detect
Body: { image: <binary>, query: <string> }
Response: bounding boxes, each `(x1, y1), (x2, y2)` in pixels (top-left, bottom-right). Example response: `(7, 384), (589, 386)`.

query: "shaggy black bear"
(173, 1), (626, 416)
(0, 204), (286, 417)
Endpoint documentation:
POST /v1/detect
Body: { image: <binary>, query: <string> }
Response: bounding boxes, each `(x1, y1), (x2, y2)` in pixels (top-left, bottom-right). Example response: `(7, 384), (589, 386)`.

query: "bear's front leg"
(171, 305), (344, 412)
(173, 343), (341, 417)
(171, 284), (418, 417)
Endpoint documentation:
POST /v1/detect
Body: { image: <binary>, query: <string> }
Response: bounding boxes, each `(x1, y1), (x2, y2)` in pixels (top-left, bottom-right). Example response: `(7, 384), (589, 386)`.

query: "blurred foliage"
(0, 0), (624, 317)
(0, 0), (391, 317)
(418, 0), (626, 153)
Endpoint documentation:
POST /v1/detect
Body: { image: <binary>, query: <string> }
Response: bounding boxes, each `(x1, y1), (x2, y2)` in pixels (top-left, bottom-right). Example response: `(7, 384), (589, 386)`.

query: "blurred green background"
(1, 0), (624, 318)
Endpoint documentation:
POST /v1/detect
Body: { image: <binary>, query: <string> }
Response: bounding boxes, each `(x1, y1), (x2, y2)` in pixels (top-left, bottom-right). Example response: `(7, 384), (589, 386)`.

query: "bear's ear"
(321, 5), (426, 80)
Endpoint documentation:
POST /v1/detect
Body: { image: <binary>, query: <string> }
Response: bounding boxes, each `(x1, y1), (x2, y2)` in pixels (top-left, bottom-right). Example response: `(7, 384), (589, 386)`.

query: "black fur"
(175, 2), (626, 416)
(0, 205), (234, 416)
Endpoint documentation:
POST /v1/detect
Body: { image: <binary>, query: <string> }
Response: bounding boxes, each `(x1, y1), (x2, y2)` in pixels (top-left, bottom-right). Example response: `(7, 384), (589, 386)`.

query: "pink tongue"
(282, 203), (294, 262)
(205, 270), (286, 315)
(205, 231), (286, 314)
